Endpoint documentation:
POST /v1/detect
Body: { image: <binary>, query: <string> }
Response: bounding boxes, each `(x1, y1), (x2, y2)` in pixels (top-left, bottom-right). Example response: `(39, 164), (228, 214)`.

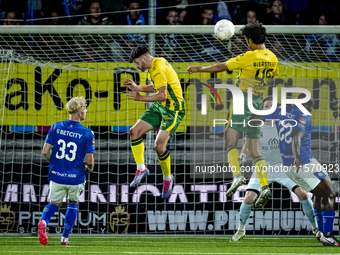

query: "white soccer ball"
(214, 19), (235, 40)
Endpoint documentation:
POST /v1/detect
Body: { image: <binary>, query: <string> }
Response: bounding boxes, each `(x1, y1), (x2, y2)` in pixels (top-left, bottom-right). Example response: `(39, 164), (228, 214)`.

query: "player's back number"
(56, 139), (78, 161)
(255, 68), (274, 85)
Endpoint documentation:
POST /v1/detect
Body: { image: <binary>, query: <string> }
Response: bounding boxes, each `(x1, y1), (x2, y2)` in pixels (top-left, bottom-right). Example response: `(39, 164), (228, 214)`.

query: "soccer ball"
(214, 20), (235, 40)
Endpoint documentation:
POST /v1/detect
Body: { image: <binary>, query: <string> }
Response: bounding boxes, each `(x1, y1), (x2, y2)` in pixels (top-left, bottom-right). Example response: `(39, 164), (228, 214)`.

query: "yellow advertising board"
(1, 62), (339, 132)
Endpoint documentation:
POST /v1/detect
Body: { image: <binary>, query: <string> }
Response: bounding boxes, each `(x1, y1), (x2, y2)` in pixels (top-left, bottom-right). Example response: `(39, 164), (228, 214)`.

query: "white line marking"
(1, 252), (332, 255)
(0, 236), (315, 239)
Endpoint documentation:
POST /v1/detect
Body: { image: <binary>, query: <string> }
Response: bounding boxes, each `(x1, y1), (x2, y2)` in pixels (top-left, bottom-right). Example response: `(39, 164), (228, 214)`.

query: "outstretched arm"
(187, 62), (229, 73)
(292, 129), (304, 172)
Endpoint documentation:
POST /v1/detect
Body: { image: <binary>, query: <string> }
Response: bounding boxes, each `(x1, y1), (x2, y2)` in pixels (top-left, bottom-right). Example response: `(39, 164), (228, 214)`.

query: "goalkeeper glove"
(239, 152), (247, 163)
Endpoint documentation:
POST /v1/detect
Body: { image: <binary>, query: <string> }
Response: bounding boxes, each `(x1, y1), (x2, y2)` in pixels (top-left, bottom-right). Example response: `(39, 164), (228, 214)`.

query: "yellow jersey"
(148, 57), (185, 111)
(226, 49), (279, 97)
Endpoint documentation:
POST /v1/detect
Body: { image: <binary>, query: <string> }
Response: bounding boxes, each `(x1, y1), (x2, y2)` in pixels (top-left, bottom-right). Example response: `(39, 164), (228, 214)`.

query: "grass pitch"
(1, 236), (340, 254)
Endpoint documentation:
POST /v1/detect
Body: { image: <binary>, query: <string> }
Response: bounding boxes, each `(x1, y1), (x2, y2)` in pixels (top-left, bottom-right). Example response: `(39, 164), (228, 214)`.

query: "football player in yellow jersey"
(124, 46), (185, 199)
(187, 23), (278, 207)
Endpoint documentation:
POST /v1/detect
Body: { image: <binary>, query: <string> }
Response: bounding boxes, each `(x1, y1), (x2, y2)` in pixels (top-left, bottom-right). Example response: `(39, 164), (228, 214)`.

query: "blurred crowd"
(0, 0), (339, 63)
(1, 0), (339, 26)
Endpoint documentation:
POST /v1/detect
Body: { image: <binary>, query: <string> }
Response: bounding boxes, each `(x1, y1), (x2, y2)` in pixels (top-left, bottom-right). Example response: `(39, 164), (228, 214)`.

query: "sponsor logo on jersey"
(268, 138), (279, 145)
(299, 117), (306, 124)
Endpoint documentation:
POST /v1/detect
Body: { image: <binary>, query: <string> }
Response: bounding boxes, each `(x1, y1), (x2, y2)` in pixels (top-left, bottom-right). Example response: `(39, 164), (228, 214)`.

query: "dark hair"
(89, 0), (102, 7)
(247, 9), (257, 14)
(298, 93), (306, 99)
(123, 0), (140, 7)
(298, 93), (314, 107)
(239, 23), (267, 44)
(129, 46), (149, 63)
(263, 97), (272, 104)
(167, 8), (179, 15)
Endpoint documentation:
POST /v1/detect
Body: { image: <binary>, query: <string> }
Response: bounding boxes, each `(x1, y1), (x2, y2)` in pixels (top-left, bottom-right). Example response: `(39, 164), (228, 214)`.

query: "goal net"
(0, 25), (339, 235)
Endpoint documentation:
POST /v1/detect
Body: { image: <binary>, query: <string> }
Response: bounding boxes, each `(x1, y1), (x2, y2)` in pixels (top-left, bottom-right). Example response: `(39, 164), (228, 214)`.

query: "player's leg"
(129, 118), (155, 187)
(230, 191), (257, 242)
(154, 130), (174, 198)
(286, 159), (338, 245)
(275, 173), (317, 234)
(297, 159), (336, 243)
(225, 128), (246, 196)
(39, 181), (66, 245)
(247, 138), (268, 187)
(284, 163), (324, 241)
(247, 138), (271, 207)
(312, 176), (338, 246)
(155, 108), (185, 199)
(292, 186), (317, 234)
(313, 194), (324, 242)
(60, 182), (85, 245)
(231, 173), (265, 242)
(61, 199), (77, 246)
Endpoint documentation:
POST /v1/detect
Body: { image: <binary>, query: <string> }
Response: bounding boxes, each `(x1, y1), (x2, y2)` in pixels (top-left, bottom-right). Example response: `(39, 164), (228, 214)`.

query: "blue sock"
(301, 198), (315, 223)
(322, 211), (335, 236)
(41, 203), (59, 225)
(239, 202), (252, 230)
(62, 203), (78, 238)
(314, 209), (323, 232)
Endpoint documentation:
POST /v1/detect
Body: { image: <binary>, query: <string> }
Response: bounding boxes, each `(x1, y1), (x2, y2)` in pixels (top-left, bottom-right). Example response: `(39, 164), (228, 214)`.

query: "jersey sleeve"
(263, 106), (281, 121)
(45, 124), (55, 145)
(293, 113), (311, 134)
(226, 52), (252, 71)
(152, 62), (167, 90)
(85, 130), (95, 154)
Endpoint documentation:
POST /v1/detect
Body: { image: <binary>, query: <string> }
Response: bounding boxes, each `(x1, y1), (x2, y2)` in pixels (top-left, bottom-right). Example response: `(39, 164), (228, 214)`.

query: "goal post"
(0, 25), (339, 235)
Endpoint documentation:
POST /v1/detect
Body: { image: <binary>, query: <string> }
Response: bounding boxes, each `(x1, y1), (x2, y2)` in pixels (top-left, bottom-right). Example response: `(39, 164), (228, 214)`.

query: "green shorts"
(226, 92), (263, 139)
(140, 103), (185, 137)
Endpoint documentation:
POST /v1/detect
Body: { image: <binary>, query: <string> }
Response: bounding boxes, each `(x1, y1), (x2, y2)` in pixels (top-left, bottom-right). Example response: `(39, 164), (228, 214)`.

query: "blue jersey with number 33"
(264, 105), (313, 166)
(45, 120), (95, 185)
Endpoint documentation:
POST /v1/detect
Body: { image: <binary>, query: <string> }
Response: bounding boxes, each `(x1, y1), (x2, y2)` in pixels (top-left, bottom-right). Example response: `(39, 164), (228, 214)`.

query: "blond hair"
(65, 96), (87, 114)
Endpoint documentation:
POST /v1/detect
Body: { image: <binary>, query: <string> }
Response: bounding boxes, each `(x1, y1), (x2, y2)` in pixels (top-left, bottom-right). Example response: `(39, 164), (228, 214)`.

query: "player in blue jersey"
(38, 96), (95, 246)
(262, 94), (339, 246)
(231, 98), (317, 242)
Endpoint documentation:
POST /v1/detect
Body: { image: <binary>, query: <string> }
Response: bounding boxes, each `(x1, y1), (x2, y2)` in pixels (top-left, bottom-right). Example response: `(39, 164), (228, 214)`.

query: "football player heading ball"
(188, 23), (279, 207)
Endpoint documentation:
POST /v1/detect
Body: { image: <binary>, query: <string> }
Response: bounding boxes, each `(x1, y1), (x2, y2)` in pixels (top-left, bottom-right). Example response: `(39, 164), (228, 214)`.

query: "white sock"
(311, 222), (317, 229)
(163, 174), (171, 181)
(238, 224), (245, 231)
(137, 163), (146, 171)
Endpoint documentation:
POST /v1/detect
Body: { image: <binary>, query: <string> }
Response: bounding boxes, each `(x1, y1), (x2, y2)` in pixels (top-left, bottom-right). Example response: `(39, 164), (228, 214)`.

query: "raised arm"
(292, 129), (304, 172)
(42, 143), (52, 162)
(187, 62), (229, 73)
